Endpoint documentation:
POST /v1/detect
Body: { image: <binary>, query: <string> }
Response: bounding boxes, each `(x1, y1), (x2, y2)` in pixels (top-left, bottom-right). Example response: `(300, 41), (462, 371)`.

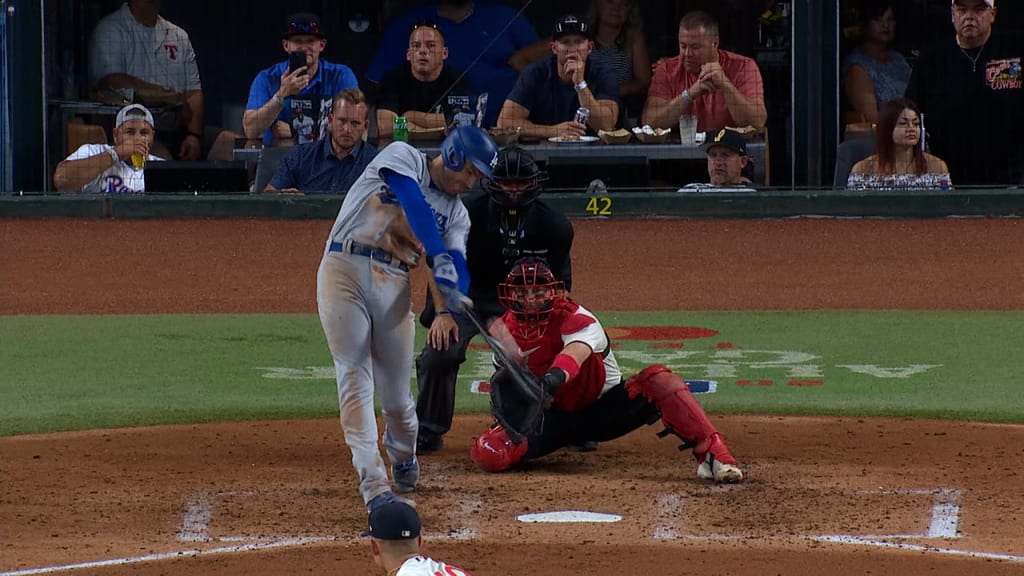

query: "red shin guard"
(625, 365), (737, 465)
(470, 424), (529, 472)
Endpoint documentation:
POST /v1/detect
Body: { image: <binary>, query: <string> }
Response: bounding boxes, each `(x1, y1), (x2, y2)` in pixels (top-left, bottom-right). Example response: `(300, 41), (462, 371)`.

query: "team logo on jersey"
(163, 44), (178, 60)
(103, 175), (140, 195)
(986, 57), (1022, 90)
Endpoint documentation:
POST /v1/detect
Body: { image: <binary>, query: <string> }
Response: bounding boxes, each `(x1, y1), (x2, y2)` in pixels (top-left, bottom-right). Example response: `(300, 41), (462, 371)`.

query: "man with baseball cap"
(497, 14), (619, 140)
(244, 13), (359, 147)
(367, 498), (472, 574)
(905, 0), (1024, 185)
(54, 103), (164, 194)
(678, 127), (756, 192)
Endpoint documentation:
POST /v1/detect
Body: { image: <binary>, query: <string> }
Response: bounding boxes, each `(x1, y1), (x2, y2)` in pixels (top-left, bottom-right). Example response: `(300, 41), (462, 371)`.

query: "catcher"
(470, 258), (743, 482)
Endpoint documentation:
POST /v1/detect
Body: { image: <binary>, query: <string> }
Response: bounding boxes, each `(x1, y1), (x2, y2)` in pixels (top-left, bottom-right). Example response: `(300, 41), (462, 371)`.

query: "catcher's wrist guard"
(551, 353), (580, 381)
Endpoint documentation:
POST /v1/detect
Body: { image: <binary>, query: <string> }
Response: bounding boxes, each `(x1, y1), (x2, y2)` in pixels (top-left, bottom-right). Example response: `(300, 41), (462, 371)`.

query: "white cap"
(115, 104), (154, 128)
(951, 0), (995, 7)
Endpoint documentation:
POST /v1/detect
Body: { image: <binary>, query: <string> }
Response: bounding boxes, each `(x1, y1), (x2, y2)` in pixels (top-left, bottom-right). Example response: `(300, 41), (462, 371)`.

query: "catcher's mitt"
(489, 365), (549, 443)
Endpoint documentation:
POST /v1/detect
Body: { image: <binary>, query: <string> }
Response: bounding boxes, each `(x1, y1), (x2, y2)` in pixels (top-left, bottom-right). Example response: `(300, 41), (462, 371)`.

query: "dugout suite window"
(644, 1), (793, 187)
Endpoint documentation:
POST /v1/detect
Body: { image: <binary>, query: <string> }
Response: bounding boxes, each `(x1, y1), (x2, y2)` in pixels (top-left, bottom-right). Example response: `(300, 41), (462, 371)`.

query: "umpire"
(415, 147), (574, 453)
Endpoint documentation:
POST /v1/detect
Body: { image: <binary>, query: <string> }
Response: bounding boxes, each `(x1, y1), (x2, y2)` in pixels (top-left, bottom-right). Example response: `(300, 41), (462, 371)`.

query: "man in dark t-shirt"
(375, 23), (475, 138)
(497, 15), (619, 140)
(905, 0), (1024, 186)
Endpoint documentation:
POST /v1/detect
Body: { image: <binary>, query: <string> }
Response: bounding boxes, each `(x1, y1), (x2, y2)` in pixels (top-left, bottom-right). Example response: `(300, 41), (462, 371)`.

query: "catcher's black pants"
(523, 383), (661, 462)
(415, 309), (489, 439)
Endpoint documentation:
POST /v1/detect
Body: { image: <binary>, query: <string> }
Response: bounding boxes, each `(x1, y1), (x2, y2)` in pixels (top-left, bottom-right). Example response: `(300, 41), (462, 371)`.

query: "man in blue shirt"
(497, 15), (619, 140)
(266, 89), (378, 194)
(244, 13), (359, 147)
(366, 1), (539, 128)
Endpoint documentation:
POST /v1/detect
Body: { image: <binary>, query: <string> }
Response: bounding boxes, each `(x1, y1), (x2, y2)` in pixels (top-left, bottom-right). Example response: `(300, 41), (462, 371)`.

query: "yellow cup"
(130, 154), (146, 170)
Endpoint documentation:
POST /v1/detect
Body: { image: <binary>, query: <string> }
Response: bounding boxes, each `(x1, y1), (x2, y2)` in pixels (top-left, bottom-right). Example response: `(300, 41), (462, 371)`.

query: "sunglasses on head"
(288, 21), (321, 35)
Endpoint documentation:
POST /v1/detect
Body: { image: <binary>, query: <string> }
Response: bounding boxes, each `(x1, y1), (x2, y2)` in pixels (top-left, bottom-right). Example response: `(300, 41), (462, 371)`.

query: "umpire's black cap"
(367, 501), (421, 540)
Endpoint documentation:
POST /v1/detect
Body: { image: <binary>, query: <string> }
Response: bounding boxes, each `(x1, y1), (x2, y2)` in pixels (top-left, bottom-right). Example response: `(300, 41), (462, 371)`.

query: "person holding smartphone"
(243, 13), (360, 147)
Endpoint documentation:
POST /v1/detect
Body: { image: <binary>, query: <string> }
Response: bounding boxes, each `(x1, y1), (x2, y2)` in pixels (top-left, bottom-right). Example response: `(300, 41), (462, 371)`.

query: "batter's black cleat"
(566, 440), (598, 452)
(416, 433), (444, 454)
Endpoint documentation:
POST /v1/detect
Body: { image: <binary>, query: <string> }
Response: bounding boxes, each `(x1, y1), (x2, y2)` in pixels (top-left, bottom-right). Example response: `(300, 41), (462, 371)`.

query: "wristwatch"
(271, 94), (285, 106)
(574, 80), (588, 93)
(680, 89), (693, 104)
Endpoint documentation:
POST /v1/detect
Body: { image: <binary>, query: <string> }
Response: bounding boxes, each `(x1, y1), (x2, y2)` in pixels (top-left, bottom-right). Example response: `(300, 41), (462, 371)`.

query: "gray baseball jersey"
(324, 142), (470, 266)
(317, 141), (469, 507)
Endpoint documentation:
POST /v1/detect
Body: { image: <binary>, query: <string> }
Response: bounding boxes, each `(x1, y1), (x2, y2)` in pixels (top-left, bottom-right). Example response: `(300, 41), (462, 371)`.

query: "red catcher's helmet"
(498, 258), (564, 340)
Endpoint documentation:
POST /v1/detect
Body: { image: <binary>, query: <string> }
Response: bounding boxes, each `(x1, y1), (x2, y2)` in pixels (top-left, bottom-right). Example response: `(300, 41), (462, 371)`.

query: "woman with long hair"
(847, 98), (951, 190)
(842, 0), (912, 125)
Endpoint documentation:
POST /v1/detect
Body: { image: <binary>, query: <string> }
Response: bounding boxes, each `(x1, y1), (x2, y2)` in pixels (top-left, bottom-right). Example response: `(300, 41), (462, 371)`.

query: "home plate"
(517, 511), (623, 523)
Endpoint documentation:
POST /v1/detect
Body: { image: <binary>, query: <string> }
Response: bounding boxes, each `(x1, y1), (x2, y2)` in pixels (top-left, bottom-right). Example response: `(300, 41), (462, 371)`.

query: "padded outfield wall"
(2, 190), (1024, 220)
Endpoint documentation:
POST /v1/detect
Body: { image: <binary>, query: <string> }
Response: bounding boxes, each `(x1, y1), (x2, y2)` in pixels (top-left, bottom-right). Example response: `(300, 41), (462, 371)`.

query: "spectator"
(367, 0), (539, 128)
(243, 13), (359, 147)
(375, 22), (475, 139)
(497, 15), (619, 140)
(842, 0), (912, 125)
(846, 98), (951, 190)
(677, 127), (756, 192)
(642, 11), (767, 133)
(88, 0), (238, 161)
(414, 147), (573, 454)
(265, 88), (378, 194)
(53, 104), (163, 194)
(510, 0), (652, 124)
(905, 0), (1024, 186)
(367, 500), (473, 575)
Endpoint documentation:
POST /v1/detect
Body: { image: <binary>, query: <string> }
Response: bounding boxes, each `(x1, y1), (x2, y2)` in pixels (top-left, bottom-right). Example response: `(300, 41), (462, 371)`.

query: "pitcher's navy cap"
(367, 501), (421, 540)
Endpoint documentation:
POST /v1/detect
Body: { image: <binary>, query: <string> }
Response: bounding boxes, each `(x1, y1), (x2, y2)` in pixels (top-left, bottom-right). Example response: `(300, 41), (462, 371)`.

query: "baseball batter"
(317, 126), (499, 513)
(471, 259), (744, 482)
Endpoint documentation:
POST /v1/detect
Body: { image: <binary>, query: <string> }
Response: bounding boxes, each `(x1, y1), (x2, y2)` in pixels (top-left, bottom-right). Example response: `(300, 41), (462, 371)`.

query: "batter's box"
(178, 489), (367, 543)
(654, 487), (960, 540)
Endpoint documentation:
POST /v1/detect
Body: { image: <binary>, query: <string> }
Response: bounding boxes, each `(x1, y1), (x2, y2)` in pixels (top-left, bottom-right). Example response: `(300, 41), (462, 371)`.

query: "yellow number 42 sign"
(585, 196), (612, 216)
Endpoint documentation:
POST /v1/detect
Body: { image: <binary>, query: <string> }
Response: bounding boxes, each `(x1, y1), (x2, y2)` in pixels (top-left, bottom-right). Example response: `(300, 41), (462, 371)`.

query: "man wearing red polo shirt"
(641, 10), (766, 134)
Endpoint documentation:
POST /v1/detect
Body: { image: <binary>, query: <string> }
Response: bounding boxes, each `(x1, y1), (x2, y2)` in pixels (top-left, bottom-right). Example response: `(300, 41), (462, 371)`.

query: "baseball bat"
(461, 306), (541, 400)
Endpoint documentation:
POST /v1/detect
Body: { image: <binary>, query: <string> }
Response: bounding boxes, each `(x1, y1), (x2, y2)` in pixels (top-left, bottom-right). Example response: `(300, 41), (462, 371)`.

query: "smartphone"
(288, 51), (307, 75)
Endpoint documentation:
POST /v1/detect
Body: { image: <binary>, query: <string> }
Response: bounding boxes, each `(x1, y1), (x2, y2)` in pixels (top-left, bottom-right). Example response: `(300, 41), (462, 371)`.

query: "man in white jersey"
(53, 104), (164, 194)
(368, 501), (473, 575)
(89, 0), (238, 161)
(317, 125), (498, 513)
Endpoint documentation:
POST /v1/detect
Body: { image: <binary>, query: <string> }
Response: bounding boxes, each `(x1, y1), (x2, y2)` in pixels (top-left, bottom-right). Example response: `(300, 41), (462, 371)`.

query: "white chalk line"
(0, 537), (338, 576)
(5, 486), (1018, 574)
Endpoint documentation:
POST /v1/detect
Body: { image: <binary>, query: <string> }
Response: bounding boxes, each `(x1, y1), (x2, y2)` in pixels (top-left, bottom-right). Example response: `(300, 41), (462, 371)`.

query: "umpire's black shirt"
(465, 192), (574, 318)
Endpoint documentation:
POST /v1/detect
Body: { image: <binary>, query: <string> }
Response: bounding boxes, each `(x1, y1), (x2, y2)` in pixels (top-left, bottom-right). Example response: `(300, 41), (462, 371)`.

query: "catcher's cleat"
(366, 491), (415, 514)
(695, 433), (743, 483)
(392, 455), (419, 493)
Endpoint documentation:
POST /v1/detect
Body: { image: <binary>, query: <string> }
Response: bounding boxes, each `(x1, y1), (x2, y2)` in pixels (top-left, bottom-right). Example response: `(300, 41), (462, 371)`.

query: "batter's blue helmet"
(440, 126), (499, 178)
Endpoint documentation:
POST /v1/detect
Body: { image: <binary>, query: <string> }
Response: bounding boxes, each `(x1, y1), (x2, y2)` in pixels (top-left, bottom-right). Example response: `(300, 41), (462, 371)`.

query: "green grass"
(1, 311), (1022, 435)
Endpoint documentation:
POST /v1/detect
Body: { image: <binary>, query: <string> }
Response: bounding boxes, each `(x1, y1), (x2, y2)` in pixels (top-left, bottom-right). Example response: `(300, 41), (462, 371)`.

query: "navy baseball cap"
(701, 128), (748, 156)
(553, 15), (592, 40)
(367, 501), (421, 540)
(284, 13), (325, 39)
